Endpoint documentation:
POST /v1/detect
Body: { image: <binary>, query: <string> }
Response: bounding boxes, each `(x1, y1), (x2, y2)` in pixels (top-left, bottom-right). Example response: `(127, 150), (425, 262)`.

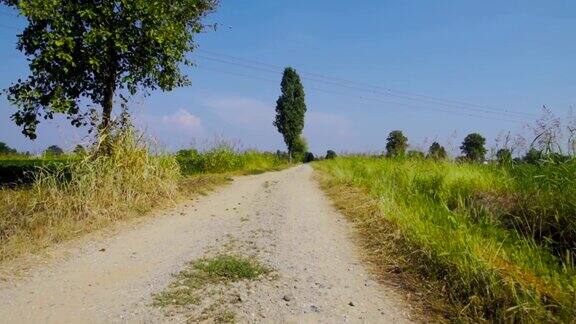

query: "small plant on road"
(153, 254), (270, 320)
(153, 254), (269, 305)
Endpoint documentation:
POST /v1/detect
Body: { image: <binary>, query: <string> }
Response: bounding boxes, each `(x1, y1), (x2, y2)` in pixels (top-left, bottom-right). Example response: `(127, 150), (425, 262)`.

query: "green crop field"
(315, 156), (576, 322)
(0, 157), (77, 187)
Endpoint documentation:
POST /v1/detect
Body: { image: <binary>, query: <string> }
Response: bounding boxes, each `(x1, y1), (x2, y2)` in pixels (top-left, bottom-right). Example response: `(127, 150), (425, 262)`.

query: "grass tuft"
(193, 254), (269, 281)
(153, 254), (269, 308)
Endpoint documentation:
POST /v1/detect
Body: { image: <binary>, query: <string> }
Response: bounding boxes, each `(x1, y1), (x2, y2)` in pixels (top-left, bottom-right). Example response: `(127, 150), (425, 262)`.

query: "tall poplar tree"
(273, 67), (307, 159)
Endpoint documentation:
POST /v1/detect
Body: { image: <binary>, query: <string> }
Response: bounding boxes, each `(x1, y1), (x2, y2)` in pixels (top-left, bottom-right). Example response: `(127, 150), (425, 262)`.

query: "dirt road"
(0, 165), (412, 323)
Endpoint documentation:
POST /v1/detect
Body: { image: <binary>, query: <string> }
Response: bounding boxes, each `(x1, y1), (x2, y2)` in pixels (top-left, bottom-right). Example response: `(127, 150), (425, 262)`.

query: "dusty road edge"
(313, 166), (446, 323)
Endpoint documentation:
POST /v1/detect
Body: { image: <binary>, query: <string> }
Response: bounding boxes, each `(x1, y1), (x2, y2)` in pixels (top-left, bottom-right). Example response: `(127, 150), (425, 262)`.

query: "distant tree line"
(0, 142), (87, 157)
(381, 129), (573, 165)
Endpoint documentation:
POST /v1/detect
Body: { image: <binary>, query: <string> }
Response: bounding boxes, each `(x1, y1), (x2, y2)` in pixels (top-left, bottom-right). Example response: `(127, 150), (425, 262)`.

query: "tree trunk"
(98, 41), (117, 154)
(99, 40), (118, 135)
(101, 80), (114, 132)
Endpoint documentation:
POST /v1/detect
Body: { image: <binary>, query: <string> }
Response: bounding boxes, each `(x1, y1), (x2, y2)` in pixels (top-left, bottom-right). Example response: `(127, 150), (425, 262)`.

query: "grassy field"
(0, 156), (77, 187)
(315, 156), (576, 322)
(0, 135), (289, 263)
(176, 146), (288, 176)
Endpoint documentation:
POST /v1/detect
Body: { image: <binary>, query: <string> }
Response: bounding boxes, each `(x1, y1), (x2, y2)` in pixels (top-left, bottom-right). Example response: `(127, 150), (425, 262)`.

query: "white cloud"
(134, 108), (204, 150)
(204, 97), (274, 127)
(306, 111), (353, 137)
(160, 108), (203, 133)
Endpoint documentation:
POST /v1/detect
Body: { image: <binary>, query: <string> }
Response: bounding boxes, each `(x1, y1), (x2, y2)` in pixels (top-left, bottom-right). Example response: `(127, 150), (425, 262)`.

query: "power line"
(195, 65), (526, 124)
(197, 49), (537, 118)
(195, 53), (531, 122)
(0, 23), (18, 30)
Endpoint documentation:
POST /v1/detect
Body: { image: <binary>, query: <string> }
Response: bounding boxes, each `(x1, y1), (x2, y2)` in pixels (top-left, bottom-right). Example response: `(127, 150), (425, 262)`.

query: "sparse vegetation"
(153, 254), (269, 318)
(315, 156), (576, 322)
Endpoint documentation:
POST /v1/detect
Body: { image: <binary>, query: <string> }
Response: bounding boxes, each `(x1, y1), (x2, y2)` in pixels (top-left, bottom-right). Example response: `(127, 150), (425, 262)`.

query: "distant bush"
(73, 144), (86, 155)
(326, 150), (337, 159)
(427, 142), (447, 160)
(386, 130), (408, 157)
(0, 142), (17, 156)
(291, 136), (308, 161)
(460, 133), (486, 162)
(496, 148), (512, 164)
(523, 148), (543, 164)
(303, 152), (315, 163)
(44, 145), (64, 157)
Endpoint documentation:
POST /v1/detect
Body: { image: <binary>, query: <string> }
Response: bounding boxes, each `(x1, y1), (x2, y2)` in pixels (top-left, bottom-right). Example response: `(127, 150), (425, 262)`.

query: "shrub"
(292, 136), (308, 155)
(386, 130), (408, 157)
(460, 133), (486, 162)
(326, 150), (337, 159)
(523, 148), (543, 164)
(73, 144), (86, 155)
(0, 142), (17, 155)
(427, 142), (447, 160)
(303, 152), (315, 163)
(496, 148), (512, 164)
(44, 145), (64, 157)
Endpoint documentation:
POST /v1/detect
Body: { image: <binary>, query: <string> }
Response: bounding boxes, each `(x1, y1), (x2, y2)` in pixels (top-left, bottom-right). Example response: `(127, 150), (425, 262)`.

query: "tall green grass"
(176, 145), (288, 175)
(315, 157), (576, 322)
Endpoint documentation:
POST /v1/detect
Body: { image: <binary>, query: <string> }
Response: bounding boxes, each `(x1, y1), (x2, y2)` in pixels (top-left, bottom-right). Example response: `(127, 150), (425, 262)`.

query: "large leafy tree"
(2, 0), (218, 139)
(385, 130), (408, 157)
(274, 67), (307, 159)
(460, 133), (487, 162)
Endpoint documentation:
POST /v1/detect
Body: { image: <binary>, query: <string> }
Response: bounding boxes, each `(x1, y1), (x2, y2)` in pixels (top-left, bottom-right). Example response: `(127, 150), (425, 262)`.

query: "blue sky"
(1, 1), (575, 155)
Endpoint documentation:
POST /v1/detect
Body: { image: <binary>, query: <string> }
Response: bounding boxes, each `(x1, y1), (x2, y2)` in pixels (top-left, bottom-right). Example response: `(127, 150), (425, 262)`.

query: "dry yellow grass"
(0, 132), (229, 263)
